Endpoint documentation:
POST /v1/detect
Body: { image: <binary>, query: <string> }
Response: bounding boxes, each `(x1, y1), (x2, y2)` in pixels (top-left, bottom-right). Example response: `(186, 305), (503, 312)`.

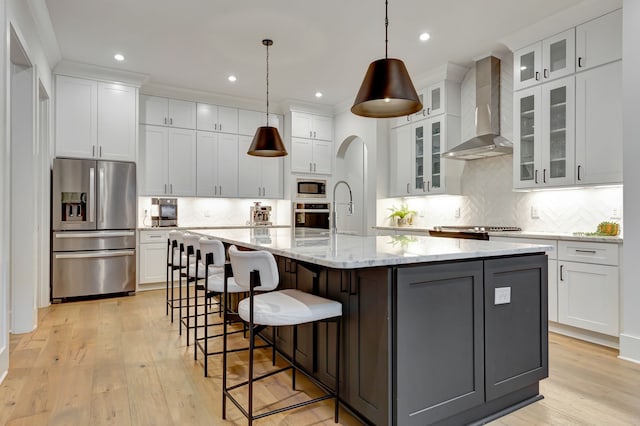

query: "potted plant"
(388, 204), (417, 227)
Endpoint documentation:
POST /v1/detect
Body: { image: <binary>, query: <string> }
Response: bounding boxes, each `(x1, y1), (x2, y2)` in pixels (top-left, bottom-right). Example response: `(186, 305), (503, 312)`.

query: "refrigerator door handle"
(99, 167), (105, 225)
(89, 167), (95, 222)
(55, 231), (135, 238)
(54, 250), (135, 259)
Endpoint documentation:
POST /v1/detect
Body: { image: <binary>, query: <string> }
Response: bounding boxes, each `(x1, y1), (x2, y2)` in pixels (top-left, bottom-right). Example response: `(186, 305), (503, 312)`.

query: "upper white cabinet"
(196, 131), (238, 197)
(389, 115), (461, 196)
(238, 109), (283, 136)
(291, 112), (332, 141)
(140, 95), (196, 129)
(576, 9), (622, 72)
(291, 138), (332, 175)
(139, 125), (197, 196)
(514, 76), (575, 189)
(55, 75), (137, 161)
(392, 80), (461, 127)
(237, 135), (283, 199)
(197, 103), (238, 134)
(575, 60), (622, 185)
(514, 28), (575, 91)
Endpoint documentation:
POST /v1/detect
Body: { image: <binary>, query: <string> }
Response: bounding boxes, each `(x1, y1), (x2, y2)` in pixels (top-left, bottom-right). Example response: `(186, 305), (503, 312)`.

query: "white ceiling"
(45, 0), (594, 107)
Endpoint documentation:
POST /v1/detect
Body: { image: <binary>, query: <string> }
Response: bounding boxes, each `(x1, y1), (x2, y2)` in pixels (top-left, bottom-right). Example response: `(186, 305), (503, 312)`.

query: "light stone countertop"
(189, 228), (552, 270)
(138, 225), (291, 231)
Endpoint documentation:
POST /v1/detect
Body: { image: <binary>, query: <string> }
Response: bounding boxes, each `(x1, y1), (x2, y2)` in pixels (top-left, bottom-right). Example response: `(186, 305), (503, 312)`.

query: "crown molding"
(54, 60), (149, 87)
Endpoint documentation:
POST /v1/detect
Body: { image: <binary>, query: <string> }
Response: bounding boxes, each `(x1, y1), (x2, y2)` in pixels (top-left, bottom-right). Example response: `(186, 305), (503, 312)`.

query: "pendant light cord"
(385, 0), (388, 59)
(266, 41), (270, 123)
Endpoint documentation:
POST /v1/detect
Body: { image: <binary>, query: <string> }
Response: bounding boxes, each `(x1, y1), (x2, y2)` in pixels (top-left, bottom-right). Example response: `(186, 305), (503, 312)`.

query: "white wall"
(621, 0), (640, 363)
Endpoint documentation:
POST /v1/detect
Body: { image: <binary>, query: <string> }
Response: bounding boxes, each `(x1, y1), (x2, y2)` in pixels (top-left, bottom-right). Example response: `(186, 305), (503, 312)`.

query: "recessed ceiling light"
(419, 32), (431, 42)
(114, 53), (125, 62)
(315, 92), (323, 98)
(228, 75), (237, 82)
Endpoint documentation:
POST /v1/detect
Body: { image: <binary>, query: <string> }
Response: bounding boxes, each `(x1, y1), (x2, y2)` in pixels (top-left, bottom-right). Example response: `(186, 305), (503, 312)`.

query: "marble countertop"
(188, 228), (552, 269)
(138, 225), (291, 231)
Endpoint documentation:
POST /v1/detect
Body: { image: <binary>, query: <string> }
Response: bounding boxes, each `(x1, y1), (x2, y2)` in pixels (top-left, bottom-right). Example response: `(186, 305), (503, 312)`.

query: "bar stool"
(223, 245), (342, 424)
(166, 230), (186, 323)
(180, 233), (206, 344)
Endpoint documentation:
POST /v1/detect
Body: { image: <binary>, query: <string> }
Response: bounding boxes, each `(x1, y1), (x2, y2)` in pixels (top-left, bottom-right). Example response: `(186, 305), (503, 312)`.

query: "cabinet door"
(238, 109), (262, 136)
(140, 95), (168, 126)
(196, 103), (216, 132)
(139, 125), (169, 195)
(97, 83), (136, 161)
(558, 261), (619, 336)
(139, 242), (167, 284)
(291, 138), (314, 173)
(217, 106), (238, 134)
(396, 261), (484, 425)
(196, 131), (217, 196)
(426, 81), (445, 116)
(389, 125), (412, 196)
(168, 99), (196, 129)
(542, 28), (575, 81)
(291, 112), (313, 138)
(576, 9), (622, 71)
(167, 128), (196, 195)
(217, 133), (239, 197)
(575, 61), (622, 185)
(513, 87), (542, 189)
(411, 122), (426, 194)
(55, 75), (97, 158)
(260, 157), (283, 199)
(312, 115), (333, 141)
(312, 140), (333, 175)
(237, 135), (262, 197)
(514, 42), (542, 91)
(548, 259), (558, 322)
(427, 118), (444, 193)
(541, 76), (575, 186)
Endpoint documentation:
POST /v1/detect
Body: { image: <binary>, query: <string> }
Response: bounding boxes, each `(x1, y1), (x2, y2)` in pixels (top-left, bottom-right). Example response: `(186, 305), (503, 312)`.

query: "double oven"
(294, 178), (330, 231)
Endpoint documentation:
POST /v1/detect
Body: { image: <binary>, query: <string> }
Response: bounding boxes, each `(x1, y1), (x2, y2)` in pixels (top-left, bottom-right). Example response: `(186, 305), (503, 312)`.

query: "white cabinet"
(139, 125), (197, 196)
(196, 103), (238, 134)
(196, 131), (238, 197)
(291, 112), (332, 141)
(237, 135), (283, 198)
(576, 9), (622, 72)
(55, 75), (137, 161)
(238, 109), (282, 136)
(557, 240), (619, 336)
(389, 116), (461, 196)
(139, 230), (169, 284)
(291, 138), (332, 175)
(575, 60), (622, 185)
(391, 80), (461, 127)
(514, 29), (575, 90)
(514, 76), (575, 189)
(140, 95), (196, 129)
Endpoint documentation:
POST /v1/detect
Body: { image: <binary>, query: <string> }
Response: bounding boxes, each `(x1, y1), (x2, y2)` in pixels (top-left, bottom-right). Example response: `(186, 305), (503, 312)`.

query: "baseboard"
(619, 333), (640, 364)
(549, 322), (619, 349)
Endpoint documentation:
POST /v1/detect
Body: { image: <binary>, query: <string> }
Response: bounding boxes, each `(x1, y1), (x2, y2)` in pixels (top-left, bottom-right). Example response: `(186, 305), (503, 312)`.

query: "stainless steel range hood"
(442, 56), (512, 160)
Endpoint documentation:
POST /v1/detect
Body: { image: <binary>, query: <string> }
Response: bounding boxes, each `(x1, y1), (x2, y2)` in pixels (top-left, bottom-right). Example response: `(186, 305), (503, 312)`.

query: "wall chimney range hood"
(442, 56), (513, 160)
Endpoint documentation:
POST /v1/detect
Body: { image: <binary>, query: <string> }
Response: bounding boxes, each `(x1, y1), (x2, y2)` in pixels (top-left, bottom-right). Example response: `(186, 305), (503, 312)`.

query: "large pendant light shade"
(248, 39), (287, 157)
(351, 1), (422, 118)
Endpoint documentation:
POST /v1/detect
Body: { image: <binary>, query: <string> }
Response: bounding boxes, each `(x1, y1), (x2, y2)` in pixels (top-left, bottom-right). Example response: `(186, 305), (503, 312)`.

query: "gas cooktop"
(429, 226), (522, 240)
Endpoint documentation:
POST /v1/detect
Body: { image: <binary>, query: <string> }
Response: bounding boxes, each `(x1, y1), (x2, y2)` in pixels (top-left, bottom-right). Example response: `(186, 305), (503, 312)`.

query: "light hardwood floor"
(1, 289), (639, 425)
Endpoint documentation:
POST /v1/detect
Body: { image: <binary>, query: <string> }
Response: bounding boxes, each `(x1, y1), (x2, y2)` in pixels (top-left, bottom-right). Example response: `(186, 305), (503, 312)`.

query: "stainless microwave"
(296, 179), (327, 198)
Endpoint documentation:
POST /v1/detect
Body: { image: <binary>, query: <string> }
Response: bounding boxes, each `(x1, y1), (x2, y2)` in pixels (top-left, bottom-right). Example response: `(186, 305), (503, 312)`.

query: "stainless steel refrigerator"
(51, 158), (137, 300)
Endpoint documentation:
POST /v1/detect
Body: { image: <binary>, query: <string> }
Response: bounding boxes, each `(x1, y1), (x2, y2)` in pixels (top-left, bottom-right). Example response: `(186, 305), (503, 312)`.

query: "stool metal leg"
(335, 318), (341, 423)
(292, 325), (297, 390)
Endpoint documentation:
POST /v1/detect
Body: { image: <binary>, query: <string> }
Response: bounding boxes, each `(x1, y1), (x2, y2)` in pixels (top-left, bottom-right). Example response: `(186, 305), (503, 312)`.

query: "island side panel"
(395, 261), (486, 426)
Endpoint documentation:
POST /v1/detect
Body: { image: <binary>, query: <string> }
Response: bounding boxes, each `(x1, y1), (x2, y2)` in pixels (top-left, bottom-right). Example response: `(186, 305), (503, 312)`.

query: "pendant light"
(351, 0), (423, 118)
(248, 39), (287, 157)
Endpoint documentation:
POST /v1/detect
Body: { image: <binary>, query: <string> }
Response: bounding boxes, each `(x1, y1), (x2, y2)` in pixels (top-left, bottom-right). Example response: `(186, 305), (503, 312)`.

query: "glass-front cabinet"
(514, 77), (575, 189)
(514, 43), (542, 91)
(428, 119), (443, 193)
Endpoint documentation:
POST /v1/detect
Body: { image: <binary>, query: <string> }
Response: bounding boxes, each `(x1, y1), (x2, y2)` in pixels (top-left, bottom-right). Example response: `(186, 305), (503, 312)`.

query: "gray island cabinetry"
(193, 228), (550, 425)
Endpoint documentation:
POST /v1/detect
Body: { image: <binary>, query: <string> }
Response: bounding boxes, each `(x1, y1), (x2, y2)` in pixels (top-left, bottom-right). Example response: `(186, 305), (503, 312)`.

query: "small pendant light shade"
(351, 58), (422, 118)
(351, 0), (423, 118)
(248, 39), (288, 157)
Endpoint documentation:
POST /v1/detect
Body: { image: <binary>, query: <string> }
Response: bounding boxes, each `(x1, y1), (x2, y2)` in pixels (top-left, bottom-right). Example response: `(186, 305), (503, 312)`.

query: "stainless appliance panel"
(52, 249), (136, 298)
(52, 231), (136, 252)
(52, 158), (96, 230)
(293, 202), (330, 230)
(97, 161), (136, 230)
(296, 178), (327, 198)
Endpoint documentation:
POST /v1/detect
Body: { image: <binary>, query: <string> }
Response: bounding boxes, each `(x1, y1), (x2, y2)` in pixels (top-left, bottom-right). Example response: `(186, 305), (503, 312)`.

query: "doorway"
(335, 136), (368, 235)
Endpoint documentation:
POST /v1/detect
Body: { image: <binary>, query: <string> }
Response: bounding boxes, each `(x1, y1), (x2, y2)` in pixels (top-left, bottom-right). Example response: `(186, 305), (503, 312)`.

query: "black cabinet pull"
(543, 169), (547, 183)
(535, 71), (540, 81)
(534, 169), (539, 184)
(560, 264), (564, 281)
(577, 165), (582, 181)
(543, 69), (549, 78)
(578, 57), (583, 68)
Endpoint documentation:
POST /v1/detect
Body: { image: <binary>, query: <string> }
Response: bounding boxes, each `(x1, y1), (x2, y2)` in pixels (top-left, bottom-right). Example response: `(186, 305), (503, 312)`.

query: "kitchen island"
(191, 228), (551, 426)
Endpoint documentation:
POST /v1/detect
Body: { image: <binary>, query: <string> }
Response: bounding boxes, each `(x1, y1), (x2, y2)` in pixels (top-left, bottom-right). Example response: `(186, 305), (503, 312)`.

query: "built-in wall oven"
(296, 178), (327, 199)
(293, 202), (330, 230)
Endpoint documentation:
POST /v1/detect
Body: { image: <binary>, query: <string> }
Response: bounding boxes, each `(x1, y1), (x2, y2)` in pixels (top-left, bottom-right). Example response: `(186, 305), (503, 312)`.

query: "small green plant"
(388, 204), (417, 226)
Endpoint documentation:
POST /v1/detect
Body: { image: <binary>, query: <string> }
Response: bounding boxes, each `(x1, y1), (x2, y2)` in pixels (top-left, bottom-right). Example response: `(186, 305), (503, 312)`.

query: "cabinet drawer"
(557, 241), (618, 265)
(140, 230), (170, 243)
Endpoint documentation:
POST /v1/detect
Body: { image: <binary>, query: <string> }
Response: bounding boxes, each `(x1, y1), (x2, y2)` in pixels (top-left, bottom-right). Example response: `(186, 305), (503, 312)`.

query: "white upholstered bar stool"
(180, 233), (209, 344)
(223, 245), (342, 424)
(166, 230), (187, 323)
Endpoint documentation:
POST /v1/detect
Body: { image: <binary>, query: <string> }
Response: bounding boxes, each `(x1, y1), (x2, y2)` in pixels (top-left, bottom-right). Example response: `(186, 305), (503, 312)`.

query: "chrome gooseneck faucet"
(331, 180), (354, 234)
